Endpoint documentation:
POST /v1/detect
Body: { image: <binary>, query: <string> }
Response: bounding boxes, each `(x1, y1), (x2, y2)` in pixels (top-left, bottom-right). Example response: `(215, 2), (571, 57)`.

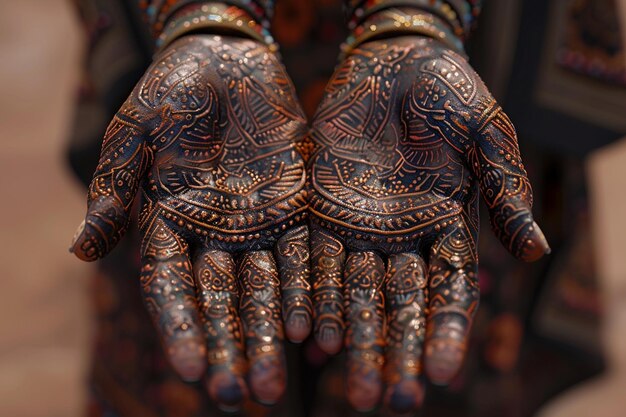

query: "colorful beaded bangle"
(347, 0), (461, 35)
(156, 3), (278, 51)
(341, 7), (465, 60)
(139, 0), (274, 40)
(346, 0), (482, 39)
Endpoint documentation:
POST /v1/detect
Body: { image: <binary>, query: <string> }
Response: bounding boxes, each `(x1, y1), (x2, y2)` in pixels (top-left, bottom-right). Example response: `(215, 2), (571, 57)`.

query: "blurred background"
(0, 0), (625, 416)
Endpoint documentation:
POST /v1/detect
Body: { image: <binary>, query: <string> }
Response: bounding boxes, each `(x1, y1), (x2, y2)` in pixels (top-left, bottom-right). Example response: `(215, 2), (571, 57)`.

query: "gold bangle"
(157, 3), (277, 52)
(341, 9), (464, 59)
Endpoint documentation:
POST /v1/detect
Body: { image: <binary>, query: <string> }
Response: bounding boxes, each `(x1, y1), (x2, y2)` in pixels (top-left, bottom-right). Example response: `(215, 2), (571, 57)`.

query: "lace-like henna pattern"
(309, 36), (549, 412)
(72, 35), (310, 408)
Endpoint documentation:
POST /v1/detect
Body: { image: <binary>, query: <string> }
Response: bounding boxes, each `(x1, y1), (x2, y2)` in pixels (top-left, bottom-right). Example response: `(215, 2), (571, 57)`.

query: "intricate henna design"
(141, 219), (206, 381)
(425, 213), (478, 384)
(275, 225), (312, 342)
(193, 249), (247, 408)
(311, 227), (346, 354)
(383, 253), (428, 413)
(343, 252), (386, 412)
(71, 34), (311, 408)
(309, 36), (550, 412)
(238, 251), (286, 405)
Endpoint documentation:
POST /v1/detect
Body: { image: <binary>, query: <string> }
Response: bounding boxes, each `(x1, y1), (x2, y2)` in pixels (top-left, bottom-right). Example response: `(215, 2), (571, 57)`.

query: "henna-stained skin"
(343, 252), (385, 411)
(384, 253), (428, 413)
(309, 36), (550, 412)
(311, 227), (346, 354)
(71, 35), (311, 408)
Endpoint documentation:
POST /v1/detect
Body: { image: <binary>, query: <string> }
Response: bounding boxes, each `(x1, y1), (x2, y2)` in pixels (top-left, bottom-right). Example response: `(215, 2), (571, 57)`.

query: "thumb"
(71, 196), (131, 261)
(469, 106), (550, 262)
(71, 111), (148, 261)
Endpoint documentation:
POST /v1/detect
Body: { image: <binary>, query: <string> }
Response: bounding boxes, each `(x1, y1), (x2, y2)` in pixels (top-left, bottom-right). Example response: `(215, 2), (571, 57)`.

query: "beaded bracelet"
(155, 3), (278, 51)
(140, 0), (274, 40)
(341, 7), (465, 60)
(346, 0), (482, 40)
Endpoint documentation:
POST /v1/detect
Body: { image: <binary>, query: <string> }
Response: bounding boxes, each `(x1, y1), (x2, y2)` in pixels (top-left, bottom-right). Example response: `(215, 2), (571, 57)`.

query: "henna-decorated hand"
(309, 36), (550, 412)
(71, 35), (311, 408)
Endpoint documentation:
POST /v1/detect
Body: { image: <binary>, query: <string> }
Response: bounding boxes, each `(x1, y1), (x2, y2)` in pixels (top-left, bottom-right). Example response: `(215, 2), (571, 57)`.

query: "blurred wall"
(0, 1), (92, 416)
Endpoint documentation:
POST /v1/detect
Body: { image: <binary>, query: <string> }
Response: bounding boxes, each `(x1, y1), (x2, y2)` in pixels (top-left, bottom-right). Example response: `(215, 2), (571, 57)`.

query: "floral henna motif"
(309, 36), (549, 412)
(72, 35), (311, 408)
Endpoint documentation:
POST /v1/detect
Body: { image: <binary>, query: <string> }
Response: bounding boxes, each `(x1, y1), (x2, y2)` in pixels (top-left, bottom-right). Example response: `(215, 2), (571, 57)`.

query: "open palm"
(71, 35), (311, 408)
(309, 36), (549, 412)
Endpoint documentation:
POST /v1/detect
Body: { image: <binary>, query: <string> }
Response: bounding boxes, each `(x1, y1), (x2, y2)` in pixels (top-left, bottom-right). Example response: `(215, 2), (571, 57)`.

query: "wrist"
(157, 3), (277, 51)
(346, 1), (481, 37)
(342, 7), (465, 59)
(140, 1), (276, 51)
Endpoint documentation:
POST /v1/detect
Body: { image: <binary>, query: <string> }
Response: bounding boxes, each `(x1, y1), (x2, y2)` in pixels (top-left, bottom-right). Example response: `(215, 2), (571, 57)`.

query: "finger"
(424, 217), (479, 385)
(311, 228), (346, 354)
(238, 251), (286, 405)
(71, 101), (150, 261)
(344, 251), (385, 412)
(275, 226), (313, 343)
(193, 250), (247, 410)
(470, 104), (550, 261)
(140, 219), (205, 381)
(383, 253), (428, 414)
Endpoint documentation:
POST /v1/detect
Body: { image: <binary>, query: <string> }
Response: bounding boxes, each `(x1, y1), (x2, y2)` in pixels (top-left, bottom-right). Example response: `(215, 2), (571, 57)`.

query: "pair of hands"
(71, 34), (548, 413)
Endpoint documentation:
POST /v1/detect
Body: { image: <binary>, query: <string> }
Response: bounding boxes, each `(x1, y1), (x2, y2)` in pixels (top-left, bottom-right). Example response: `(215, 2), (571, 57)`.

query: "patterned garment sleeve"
(345, 0), (482, 40)
(138, 1), (276, 49)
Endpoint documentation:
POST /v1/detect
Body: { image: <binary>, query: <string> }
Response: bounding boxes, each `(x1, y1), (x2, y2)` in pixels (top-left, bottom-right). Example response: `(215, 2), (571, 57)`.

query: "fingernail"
(69, 220), (85, 253)
(520, 221), (551, 262)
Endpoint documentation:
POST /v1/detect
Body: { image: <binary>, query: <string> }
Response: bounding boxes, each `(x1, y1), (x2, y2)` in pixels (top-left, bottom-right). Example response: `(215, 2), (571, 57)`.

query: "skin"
(70, 34), (312, 409)
(308, 36), (550, 413)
